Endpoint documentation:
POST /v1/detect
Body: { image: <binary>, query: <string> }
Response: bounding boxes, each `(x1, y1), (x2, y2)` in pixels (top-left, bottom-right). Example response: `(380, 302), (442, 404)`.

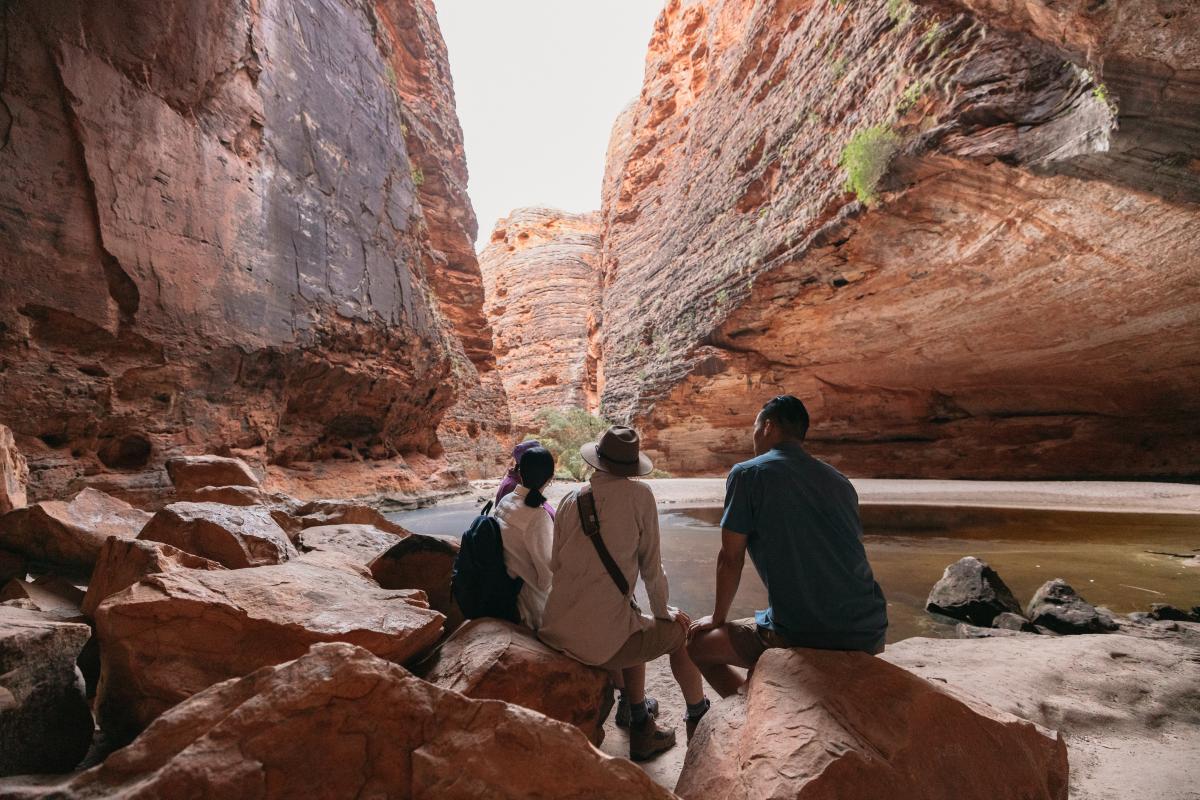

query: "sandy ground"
(468, 476), (1200, 514)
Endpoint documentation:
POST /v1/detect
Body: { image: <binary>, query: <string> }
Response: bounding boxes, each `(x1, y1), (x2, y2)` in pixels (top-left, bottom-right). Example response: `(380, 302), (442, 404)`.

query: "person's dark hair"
(760, 395), (810, 441)
(517, 446), (555, 507)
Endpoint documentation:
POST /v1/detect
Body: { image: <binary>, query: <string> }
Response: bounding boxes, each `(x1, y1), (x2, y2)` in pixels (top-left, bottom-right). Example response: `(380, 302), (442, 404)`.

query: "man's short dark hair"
(760, 395), (810, 441)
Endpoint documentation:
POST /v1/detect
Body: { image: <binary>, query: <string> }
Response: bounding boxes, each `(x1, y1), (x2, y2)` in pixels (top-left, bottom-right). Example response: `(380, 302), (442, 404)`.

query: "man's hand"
(688, 614), (724, 642)
(670, 607), (692, 636)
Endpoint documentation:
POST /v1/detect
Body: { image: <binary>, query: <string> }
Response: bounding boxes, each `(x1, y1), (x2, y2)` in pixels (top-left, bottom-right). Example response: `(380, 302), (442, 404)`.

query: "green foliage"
(531, 408), (611, 480)
(896, 80), (925, 115)
(410, 164), (425, 188)
(1092, 83), (1118, 114)
(384, 63), (398, 89)
(716, 288), (729, 306)
(829, 0), (849, 6)
(839, 125), (900, 204)
(887, 0), (913, 26)
(921, 21), (944, 50)
(830, 56), (847, 80)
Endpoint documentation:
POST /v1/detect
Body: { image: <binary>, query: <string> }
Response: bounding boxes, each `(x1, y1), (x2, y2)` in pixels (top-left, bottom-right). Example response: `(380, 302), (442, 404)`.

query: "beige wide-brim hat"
(580, 425), (654, 477)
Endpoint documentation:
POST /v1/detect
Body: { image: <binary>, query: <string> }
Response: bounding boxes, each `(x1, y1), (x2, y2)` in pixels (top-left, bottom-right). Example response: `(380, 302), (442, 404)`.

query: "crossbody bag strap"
(576, 486), (630, 597)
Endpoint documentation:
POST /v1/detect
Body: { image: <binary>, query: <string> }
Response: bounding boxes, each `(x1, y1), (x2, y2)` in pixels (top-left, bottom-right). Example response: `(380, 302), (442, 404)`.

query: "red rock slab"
(296, 523), (403, 565)
(0, 642), (674, 799)
(81, 536), (224, 618)
(137, 502), (296, 568)
(0, 576), (85, 622)
(0, 488), (151, 574)
(370, 533), (462, 633)
(180, 485), (303, 511)
(676, 647), (1068, 800)
(165, 456), (260, 494)
(94, 559), (444, 741)
(291, 499), (412, 536)
(417, 618), (614, 745)
(0, 425), (27, 514)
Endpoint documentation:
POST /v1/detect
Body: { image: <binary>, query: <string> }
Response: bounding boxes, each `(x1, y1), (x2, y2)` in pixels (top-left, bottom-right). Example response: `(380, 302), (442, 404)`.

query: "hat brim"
(580, 442), (654, 477)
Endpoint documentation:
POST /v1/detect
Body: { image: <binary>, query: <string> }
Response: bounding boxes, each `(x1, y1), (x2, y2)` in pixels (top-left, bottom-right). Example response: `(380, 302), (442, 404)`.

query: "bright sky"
(436, 1), (665, 250)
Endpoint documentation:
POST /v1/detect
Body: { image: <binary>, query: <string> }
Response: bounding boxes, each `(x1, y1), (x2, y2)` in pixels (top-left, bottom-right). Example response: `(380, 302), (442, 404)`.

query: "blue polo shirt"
(720, 443), (887, 651)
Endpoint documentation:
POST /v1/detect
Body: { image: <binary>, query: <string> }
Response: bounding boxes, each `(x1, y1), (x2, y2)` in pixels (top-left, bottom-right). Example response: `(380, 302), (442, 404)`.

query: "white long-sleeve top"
(495, 485), (554, 631)
(538, 471), (672, 666)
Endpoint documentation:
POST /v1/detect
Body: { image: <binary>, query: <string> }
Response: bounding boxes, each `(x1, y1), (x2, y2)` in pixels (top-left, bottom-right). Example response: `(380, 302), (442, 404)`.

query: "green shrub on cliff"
(532, 408), (611, 480)
(840, 125), (900, 204)
(887, 0), (914, 26)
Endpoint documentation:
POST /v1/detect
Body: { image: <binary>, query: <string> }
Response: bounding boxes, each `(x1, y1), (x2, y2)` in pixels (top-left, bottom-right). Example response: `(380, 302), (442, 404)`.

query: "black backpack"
(451, 501), (523, 623)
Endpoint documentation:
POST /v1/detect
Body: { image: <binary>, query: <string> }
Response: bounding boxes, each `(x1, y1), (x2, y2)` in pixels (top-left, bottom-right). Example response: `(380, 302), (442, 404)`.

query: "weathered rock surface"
(676, 647), (1067, 799)
(165, 455), (260, 494)
(180, 484), (302, 510)
(926, 556), (1022, 626)
(1027, 579), (1119, 634)
(0, 577), (85, 623)
(296, 523), (404, 565)
(0, 643), (673, 799)
(0, 488), (151, 574)
(290, 499), (411, 536)
(0, 427), (27, 515)
(0, 607), (93, 777)
(0, 0), (506, 506)
(417, 619), (614, 745)
(884, 633), (1200, 800)
(137, 501), (296, 568)
(480, 208), (603, 428)
(592, 0), (1199, 478)
(94, 558), (443, 740)
(994, 611), (1038, 632)
(81, 536), (224, 618)
(371, 533), (462, 632)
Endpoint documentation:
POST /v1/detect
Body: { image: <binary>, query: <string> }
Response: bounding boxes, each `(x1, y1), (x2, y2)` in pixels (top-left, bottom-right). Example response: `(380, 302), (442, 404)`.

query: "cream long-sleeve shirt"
(495, 485), (554, 630)
(537, 471), (673, 666)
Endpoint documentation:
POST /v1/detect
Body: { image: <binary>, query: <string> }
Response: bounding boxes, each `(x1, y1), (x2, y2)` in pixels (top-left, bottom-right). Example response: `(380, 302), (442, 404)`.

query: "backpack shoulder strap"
(577, 485), (630, 597)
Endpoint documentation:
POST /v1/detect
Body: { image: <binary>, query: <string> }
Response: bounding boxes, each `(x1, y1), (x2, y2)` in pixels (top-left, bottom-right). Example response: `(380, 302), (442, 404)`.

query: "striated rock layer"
(594, 0), (1200, 478)
(0, 0), (508, 505)
(480, 208), (603, 430)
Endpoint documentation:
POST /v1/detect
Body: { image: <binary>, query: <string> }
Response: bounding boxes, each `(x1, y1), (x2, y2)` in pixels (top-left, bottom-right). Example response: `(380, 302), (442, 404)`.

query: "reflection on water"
(391, 502), (1200, 643)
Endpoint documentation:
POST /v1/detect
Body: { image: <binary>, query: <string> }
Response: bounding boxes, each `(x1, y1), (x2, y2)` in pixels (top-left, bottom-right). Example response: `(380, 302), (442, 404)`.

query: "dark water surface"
(390, 502), (1199, 643)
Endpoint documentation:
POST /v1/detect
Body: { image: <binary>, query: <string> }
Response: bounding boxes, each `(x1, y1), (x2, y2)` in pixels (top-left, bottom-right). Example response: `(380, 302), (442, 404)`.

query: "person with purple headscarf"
(496, 441), (555, 517)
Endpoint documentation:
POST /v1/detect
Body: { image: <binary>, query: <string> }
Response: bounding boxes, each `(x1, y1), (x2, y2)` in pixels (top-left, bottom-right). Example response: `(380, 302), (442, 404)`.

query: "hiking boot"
(615, 696), (659, 728)
(685, 698), (711, 742)
(630, 717), (676, 762)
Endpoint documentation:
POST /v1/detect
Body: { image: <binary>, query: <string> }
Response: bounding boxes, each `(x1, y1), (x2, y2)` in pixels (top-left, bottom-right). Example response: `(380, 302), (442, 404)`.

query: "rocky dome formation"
(0, 0), (509, 506)
(480, 208), (603, 429)
(587, 0), (1199, 478)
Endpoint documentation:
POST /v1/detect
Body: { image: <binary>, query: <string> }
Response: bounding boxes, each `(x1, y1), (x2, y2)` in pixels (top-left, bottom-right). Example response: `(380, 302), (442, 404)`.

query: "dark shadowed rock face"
(1027, 579), (1120, 634)
(926, 556), (1022, 626)
(594, 0), (1200, 478)
(0, 0), (506, 504)
(480, 208), (604, 429)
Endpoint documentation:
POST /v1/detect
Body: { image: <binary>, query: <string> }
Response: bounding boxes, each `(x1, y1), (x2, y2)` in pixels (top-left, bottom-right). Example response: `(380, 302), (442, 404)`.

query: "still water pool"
(390, 502), (1199, 643)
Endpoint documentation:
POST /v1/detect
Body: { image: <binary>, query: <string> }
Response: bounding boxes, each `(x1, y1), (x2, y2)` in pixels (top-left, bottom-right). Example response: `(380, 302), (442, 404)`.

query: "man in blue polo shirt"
(687, 395), (887, 704)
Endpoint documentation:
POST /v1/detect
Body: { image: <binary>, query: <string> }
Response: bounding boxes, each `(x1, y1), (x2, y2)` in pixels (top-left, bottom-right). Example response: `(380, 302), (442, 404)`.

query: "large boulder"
(138, 502), (297, 568)
(165, 455), (260, 494)
(371, 533), (462, 632)
(94, 558), (444, 741)
(296, 523), (404, 565)
(0, 426), (27, 514)
(884, 634), (1200, 800)
(1026, 579), (1119, 634)
(81, 536), (224, 617)
(0, 606), (93, 776)
(180, 484), (302, 511)
(291, 499), (411, 536)
(417, 619), (613, 745)
(0, 576), (85, 622)
(676, 648), (1068, 800)
(0, 488), (151, 574)
(0, 643), (673, 799)
(926, 556), (1022, 626)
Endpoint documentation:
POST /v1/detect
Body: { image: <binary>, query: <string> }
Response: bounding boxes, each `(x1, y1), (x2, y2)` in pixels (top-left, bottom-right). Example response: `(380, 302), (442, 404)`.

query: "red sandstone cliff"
(479, 209), (602, 430)
(0, 0), (509, 502)
(595, 0), (1200, 478)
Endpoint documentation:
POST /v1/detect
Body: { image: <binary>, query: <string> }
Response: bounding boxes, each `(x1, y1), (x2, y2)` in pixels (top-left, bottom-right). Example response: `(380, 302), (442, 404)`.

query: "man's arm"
(690, 529), (748, 635)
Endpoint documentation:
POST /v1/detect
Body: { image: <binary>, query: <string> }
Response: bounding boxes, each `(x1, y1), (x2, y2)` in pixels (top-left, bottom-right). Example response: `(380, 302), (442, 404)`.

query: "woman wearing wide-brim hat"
(538, 426), (710, 762)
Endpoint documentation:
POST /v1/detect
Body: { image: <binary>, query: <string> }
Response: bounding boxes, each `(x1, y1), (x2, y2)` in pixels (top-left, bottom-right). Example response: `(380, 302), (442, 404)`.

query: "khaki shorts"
(726, 618), (885, 665)
(600, 618), (685, 671)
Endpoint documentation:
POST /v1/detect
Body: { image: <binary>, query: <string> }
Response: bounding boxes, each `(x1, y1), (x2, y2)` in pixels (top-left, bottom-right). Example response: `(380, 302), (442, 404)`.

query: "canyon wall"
(594, 0), (1200, 478)
(0, 0), (509, 503)
(479, 209), (602, 431)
